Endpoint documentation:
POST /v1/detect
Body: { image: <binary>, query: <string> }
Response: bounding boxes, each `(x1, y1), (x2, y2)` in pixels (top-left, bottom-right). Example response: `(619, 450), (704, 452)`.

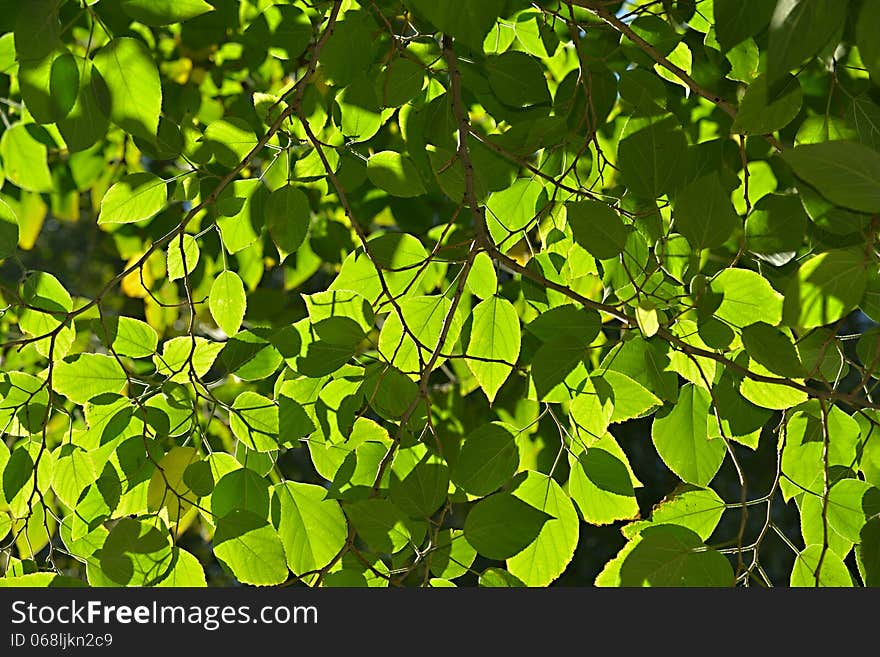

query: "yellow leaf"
(636, 304), (659, 338)
(147, 446), (202, 523)
(121, 253), (153, 298)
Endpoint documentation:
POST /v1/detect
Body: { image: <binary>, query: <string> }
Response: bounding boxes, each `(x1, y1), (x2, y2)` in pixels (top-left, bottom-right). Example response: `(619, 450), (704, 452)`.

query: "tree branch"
(568, 0), (785, 152)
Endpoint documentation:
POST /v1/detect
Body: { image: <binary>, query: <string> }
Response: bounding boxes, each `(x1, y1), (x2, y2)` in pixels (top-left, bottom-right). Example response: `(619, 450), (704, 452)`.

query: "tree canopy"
(1, 0), (880, 588)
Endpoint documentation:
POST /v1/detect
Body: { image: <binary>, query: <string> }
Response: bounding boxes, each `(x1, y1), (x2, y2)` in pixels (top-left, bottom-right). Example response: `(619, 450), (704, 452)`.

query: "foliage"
(1, 0), (880, 588)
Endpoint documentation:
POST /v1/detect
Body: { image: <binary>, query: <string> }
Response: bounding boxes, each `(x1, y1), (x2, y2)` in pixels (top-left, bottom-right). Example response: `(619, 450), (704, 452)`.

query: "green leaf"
(618, 116), (687, 199)
(18, 48), (79, 125)
(619, 525), (734, 586)
(479, 568), (525, 587)
(8, 0), (880, 589)
(296, 317), (363, 377)
(780, 403), (860, 499)
(799, 328), (846, 381)
(230, 391), (279, 452)
(527, 305), (601, 344)
(635, 303), (660, 338)
(366, 151), (426, 197)
(93, 38), (162, 142)
(0, 123), (53, 192)
(377, 58), (424, 108)
(0, 371), (50, 436)
(216, 179), (266, 254)
(567, 200), (631, 260)
(601, 336), (679, 401)
(156, 549), (207, 587)
(209, 270), (247, 336)
(714, 0), (775, 52)
(827, 479), (876, 543)
(345, 498), (416, 554)
(390, 459), (449, 518)
(486, 52), (550, 108)
(651, 384), (726, 486)
(601, 369), (662, 424)
(304, 289), (373, 333)
(11, 0), (60, 62)
(13, 2), (68, 125)
(99, 172), (167, 224)
(120, 0), (214, 26)
(485, 178), (544, 248)
(782, 248), (868, 329)
(739, 357), (809, 411)
(3, 446), (34, 507)
(18, 270), (72, 340)
(272, 482), (347, 576)
(465, 251), (497, 299)
(430, 530), (477, 580)
(52, 447), (96, 509)
(618, 68), (667, 115)
(211, 468), (270, 520)
(782, 141), (880, 214)
(166, 234), (200, 281)
(153, 336), (224, 382)
(318, 19), (374, 85)
(709, 268), (784, 328)
(599, 545), (644, 586)
(798, 492), (853, 559)
(0, 573), (87, 587)
(724, 38), (760, 83)
(337, 78), (382, 143)
(673, 172), (740, 249)
(266, 184), (310, 261)
(184, 461), (214, 497)
(205, 118), (258, 169)
(790, 544), (853, 587)
(768, 0), (846, 90)
(568, 435), (640, 526)
(57, 58), (109, 152)
(378, 295), (463, 377)
(53, 353), (128, 404)
(213, 509), (288, 586)
(464, 492), (551, 560)
(275, 381), (315, 443)
(569, 377), (614, 438)
(507, 472), (579, 586)
(452, 422), (519, 497)
(859, 0), (880, 85)
(360, 365), (418, 420)
(107, 316), (159, 358)
(0, 199), (19, 260)
(529, 335), (587, 402)
(99, 517), (173, 586)
(147, 446), (201, 521)
(623, 486), (726, 541)
(741, 322), (805, 378)
(466, 296), (520, 403)
(654, 42), (693, 90)
(243, 5), (312, 62)
(732, 73), (803, 136)
(745, 193), (808, 255)
(332, 232), (428, 303)
(405, 0), (505, 52)
(428, 578), (455, 587)
(627, 15), (679, 57)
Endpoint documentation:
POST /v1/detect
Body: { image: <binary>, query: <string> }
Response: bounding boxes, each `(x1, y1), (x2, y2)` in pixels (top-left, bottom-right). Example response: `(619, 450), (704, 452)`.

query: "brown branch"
(2, 1), (345, 353)
(493, 243), (880, 410)
(568, 0), (785, 152)
(442, 35), (490, 245)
